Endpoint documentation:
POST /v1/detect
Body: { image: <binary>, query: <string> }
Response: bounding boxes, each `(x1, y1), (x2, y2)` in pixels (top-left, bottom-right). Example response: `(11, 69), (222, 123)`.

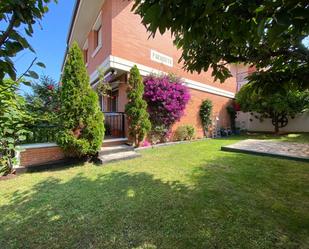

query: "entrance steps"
(98, 144), (140, 164)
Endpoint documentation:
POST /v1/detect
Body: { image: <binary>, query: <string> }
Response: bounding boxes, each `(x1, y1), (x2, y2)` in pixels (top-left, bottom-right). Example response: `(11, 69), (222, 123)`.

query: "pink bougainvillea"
(141, 140), (151, 147)
(143, 74), (190, 132)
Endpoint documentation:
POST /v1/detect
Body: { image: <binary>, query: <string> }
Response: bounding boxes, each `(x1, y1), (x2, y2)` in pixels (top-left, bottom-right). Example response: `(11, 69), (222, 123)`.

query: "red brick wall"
(116, 75), (232, 140)
(172, 89), (233, 139)
(86, 0), (112, 75)
(111, 0), (237, 93)
(20, 146), (65, 167)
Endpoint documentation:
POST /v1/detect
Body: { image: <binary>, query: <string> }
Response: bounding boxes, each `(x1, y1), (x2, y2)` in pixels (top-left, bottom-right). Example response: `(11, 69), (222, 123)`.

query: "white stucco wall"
(236, 112), (309, 132)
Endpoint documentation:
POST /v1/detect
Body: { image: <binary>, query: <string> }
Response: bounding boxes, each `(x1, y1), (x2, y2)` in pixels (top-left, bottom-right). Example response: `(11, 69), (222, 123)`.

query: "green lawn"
(0, 136), (308, 249)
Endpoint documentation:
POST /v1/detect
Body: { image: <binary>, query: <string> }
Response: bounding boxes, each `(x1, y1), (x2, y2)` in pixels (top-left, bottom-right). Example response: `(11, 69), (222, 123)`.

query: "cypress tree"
(125, 65), (151, 146)
(57, 42), (104, 157)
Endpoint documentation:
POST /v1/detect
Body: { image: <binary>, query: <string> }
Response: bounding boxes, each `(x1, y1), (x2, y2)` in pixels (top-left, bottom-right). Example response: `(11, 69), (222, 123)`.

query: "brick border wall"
(19, 144), (65, 167)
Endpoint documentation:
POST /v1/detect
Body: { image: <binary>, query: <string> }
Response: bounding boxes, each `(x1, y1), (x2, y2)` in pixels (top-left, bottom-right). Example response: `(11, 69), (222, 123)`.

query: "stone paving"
(221, 139), (309, 162)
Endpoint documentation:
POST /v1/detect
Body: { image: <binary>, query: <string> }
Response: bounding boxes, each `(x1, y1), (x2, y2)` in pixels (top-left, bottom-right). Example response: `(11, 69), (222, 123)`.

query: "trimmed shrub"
(174, 125), (195, 141)
(144, 74), (190, 142)
(57, 42), (104, 157)
(199, 99), (213, 136)
(125, 65), (151, 147)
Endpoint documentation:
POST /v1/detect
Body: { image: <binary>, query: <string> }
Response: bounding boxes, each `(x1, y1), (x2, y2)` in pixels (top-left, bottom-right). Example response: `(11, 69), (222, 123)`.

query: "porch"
(103, 112), (127, 142)
(98, 73), (129, 142)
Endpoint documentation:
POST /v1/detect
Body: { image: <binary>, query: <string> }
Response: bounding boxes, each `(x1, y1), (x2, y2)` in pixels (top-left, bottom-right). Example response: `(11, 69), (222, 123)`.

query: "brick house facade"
(64, 0), (238, 140)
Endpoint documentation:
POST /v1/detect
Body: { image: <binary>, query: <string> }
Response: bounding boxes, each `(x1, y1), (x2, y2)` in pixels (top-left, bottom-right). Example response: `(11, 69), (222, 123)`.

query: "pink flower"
(141, 140), (151, 147)
(144, 74), (190, 129)
(47, 85), (54, 91)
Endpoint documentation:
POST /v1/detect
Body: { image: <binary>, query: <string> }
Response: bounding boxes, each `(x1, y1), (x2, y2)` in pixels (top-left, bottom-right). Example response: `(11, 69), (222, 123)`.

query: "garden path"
(222, 139), (309, 162)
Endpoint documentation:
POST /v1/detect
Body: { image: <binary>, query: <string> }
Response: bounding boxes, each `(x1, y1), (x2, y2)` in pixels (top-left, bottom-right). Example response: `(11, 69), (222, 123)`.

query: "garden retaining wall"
(17, 143), (65, 167)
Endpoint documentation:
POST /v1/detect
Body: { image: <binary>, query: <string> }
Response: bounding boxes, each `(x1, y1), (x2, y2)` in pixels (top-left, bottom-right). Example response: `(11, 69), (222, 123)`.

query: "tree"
(143, 74), (190, 142)
(0, 79), (31, 175)
(125, 65), (151, 147)
(236, 83), (309, 134)
(57, 42), (104, 157)
(25, 75), (60, 125)
(0, 0), (56, 85)
(199, 99), (213, 136)
(133, 1), (309, 90)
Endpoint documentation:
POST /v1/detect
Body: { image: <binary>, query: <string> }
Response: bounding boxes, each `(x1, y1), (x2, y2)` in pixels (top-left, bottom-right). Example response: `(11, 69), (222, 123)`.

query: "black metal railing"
(22, 125), (58, 144)
(104, 112), (126, 138)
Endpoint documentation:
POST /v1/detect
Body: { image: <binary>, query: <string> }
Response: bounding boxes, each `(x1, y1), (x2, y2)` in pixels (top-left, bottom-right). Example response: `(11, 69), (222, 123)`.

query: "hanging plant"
(96, 68), (112, 97)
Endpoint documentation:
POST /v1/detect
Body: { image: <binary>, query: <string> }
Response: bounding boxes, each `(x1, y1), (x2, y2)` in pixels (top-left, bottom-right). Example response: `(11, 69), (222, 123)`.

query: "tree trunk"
(274, 114), (280, 134)
(274, 122), (279, 134)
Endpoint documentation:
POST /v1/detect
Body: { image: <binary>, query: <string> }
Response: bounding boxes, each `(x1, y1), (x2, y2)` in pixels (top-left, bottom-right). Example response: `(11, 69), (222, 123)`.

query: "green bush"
(199, 99), (213, 136)
(125, 65), (151, 147)
(174, 125), (195, 141)
(57, 42), (104, 158)
(148, 125), (170, 144)
(0, 79), (31, 175)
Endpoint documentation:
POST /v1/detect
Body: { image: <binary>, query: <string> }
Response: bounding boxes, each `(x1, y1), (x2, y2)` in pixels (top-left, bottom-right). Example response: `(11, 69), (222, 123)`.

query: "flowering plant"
(144, 74), (190, 141)
(141, 140), (151, 147)
(47, 85), (54, 91)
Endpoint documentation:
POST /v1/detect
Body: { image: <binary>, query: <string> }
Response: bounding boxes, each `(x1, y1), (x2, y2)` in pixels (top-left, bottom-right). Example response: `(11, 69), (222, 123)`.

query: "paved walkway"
(221, 139), (309, 162)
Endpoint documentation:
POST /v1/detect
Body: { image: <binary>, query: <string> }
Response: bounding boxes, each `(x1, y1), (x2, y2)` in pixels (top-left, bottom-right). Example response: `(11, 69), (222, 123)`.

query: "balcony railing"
(104, 112), (126, 138)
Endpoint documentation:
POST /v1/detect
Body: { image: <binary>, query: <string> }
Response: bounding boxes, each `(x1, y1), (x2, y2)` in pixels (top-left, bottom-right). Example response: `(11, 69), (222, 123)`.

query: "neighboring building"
(63, 0), (238, 141)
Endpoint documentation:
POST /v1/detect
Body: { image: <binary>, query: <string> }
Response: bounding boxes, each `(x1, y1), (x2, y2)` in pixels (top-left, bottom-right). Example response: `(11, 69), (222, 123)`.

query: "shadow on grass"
(1, 147), (308, 249)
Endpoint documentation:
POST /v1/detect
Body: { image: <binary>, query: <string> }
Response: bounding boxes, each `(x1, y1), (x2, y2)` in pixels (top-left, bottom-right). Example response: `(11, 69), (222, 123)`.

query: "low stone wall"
(17, 143), (65, 167)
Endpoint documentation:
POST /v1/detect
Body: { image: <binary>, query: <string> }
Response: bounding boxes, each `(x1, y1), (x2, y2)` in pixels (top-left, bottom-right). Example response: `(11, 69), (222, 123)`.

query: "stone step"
(99, 144), (134, 156)
(98, 150), (141, 164)
(102, 138), (128, 147)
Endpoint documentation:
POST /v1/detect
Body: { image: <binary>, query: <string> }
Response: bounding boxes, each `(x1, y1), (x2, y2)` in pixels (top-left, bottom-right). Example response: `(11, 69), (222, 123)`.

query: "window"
(92, 11), (102, 58)
(93, 26), (102, 49)
(99, 94), (104, 112)
(83, 39), (88, 64)
(83, 49), (88, 64)
(110, 90), (118, 112)
(106, 89), (118, 112)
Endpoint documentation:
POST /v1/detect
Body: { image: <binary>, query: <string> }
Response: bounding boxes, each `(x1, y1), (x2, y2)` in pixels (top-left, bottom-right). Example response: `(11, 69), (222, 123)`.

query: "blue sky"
(12, 0), (75, 93)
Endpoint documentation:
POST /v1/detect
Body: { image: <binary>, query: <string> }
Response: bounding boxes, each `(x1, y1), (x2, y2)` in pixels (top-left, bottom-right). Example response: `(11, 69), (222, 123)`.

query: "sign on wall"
(150, 50), (173, 67)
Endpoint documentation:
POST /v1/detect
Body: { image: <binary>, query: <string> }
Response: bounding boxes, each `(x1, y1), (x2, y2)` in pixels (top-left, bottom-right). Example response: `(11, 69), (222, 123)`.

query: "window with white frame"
(92, 12), (102, 57)
(83, 39), (88, 64)
(94, 25), (102, 49)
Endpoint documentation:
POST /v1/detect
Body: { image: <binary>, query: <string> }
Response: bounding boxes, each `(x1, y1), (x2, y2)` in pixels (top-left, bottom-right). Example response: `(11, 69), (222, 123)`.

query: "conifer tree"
(125, 66), (151, 146)
(57, 42), (104, 157)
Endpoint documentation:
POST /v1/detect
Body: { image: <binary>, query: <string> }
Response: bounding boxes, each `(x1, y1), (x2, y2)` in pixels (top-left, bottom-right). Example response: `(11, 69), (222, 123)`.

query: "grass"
(244, 132), (309, 144)
(0, 136), (308, 249)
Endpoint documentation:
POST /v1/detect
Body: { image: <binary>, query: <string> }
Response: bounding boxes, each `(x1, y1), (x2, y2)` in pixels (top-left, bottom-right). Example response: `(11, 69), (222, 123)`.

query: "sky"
(11, 0), (76, 94)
